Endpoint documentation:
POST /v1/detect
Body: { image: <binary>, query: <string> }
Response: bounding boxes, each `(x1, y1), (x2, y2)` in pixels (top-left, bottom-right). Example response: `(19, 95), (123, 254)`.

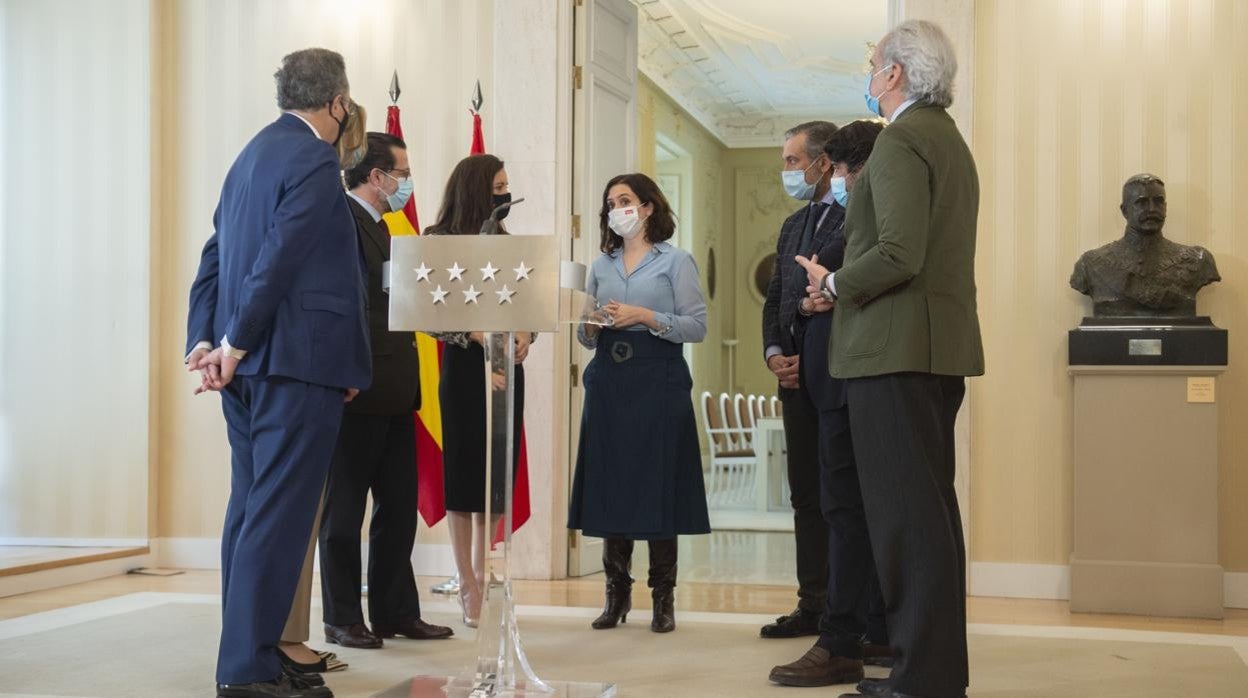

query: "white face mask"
(608, 206), (643, 240)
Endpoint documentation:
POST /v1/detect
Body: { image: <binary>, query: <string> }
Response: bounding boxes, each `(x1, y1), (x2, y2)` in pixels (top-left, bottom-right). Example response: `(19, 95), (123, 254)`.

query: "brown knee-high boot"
(592, 538), (634, 629)
(647, 538), (677, 633)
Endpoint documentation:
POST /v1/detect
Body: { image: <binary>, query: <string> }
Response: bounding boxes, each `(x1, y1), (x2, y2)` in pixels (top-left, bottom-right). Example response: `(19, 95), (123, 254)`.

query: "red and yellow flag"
(383, 105), (446, 527)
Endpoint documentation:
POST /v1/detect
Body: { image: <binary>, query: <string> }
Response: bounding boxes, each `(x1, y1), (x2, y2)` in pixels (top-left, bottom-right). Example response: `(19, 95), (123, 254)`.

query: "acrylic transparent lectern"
(379, 232), (614, 698)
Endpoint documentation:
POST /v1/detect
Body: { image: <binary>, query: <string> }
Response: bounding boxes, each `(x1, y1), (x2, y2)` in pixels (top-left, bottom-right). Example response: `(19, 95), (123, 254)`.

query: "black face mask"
(492, 192), (513, 221)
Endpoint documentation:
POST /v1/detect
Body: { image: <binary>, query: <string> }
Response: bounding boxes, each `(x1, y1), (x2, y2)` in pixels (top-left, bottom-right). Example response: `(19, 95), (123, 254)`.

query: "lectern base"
(375, 677), (616, 698)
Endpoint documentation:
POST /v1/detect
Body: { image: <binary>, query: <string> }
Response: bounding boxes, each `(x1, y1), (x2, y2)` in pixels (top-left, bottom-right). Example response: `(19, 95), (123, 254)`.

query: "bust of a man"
(1070, 174), (1220, 318)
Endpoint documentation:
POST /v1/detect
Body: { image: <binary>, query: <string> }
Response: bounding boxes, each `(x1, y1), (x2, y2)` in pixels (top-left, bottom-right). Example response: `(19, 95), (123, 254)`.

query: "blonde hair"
(336, 102), (368, 167)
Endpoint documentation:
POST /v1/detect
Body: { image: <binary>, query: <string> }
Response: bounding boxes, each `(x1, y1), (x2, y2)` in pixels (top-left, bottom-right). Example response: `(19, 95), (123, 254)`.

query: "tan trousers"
(281, 485), (326, 643)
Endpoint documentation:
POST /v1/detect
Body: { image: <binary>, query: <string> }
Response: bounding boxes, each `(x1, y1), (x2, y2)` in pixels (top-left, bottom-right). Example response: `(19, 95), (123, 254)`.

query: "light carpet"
(0, 595), (1245, 697)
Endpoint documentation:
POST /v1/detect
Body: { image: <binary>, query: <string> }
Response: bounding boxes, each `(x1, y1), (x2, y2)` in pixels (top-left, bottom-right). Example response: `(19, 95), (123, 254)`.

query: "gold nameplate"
(1187, 377), (1215, 403)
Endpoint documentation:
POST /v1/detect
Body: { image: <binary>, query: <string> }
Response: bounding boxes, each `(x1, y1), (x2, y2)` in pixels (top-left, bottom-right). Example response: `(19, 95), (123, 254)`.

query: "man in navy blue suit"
(185, 47), (370, 698)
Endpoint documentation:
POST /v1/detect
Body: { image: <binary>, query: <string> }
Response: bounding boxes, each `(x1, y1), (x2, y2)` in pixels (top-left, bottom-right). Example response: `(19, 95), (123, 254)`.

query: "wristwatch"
(819, 272), (837, 303)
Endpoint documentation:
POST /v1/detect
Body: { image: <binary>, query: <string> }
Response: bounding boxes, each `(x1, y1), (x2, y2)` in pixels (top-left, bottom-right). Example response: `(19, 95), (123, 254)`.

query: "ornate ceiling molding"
(636, 0), (884, 148)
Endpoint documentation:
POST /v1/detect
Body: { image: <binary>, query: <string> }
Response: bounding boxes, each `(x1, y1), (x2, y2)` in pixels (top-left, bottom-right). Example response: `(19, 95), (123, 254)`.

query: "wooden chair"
(701, 391), (755, 508)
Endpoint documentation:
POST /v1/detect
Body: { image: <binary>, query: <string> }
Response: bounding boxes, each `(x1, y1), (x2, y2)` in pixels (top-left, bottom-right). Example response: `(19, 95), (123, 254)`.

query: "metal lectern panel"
(390, 235), (559, 333)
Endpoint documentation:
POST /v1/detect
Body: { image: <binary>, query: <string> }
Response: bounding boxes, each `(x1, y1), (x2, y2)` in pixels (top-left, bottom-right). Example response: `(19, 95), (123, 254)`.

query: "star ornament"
(447, 262), (465, 282)
(414, 263), (432, 282)
(481, 262), (499, 282)
(463, 285), (482, 304)
(496, 285), (516, 304)
(513, 261), (532, 282)
(431, 285), (449, 304)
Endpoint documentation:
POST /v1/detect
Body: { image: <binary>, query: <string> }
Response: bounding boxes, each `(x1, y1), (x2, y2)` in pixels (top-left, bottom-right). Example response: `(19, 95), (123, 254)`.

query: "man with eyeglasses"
(317, 132), (454, 650)
(186, 48), (370, 698)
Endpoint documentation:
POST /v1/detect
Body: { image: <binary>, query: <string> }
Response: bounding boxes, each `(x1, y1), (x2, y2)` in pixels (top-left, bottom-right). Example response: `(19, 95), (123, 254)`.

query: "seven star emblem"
(463, 285), (482, 304)
(496, 285), (516, 304)
(480, 262), (499, 282)
(446, 263), (465, 282)
(513, 262), (532, 282)
(431, 285), (449, 304)
(414, 263), (432, 282)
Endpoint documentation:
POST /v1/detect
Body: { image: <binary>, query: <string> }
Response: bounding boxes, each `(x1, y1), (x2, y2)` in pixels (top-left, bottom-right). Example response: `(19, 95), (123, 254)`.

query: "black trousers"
(780, 383), (829, 614)
(815, 406), (887, 656)
(318, 411), (422, 627)
(847, 373), (967, 698)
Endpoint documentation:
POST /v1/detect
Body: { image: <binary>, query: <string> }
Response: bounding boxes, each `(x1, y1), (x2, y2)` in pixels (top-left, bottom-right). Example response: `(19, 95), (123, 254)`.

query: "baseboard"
(0, 537), (148, 547)
(1226, 572), (1248, 609)
(969, 562), (1071, 601)
(970, 562), (1248, 609)
(153, 538), (457, 578)
(0, 551), (152, 598)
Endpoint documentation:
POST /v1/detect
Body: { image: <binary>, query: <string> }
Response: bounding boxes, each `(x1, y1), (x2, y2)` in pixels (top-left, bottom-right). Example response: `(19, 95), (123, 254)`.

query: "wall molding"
(971, 562), (1248, 610)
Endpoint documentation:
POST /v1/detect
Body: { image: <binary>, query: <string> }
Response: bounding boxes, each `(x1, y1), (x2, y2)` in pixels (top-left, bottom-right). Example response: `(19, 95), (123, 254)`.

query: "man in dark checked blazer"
(759, 120), (843, 639)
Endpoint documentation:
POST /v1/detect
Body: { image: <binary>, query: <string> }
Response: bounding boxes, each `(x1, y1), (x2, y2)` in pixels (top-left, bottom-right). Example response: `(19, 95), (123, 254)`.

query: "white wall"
(0, 0), (152, 540)
(155, 0), (497, 543)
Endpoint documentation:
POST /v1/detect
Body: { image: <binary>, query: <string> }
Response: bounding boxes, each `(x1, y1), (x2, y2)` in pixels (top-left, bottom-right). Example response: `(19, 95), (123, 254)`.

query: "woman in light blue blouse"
(567, 173), (710, 634)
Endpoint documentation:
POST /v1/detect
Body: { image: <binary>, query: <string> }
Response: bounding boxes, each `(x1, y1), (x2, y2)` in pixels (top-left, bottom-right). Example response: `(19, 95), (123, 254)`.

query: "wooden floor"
(2, 569), (1247, 638)
(0, 546), (148, 578)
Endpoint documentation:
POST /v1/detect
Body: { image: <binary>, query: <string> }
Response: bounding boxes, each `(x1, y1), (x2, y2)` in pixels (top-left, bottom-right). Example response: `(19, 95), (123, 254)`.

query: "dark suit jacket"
(762, 200), (845, 398)
(185, 113), (371, 390)
(830, 104), (984, 379)
(344, 196), (421, 415)
(799, 219), (848, 411)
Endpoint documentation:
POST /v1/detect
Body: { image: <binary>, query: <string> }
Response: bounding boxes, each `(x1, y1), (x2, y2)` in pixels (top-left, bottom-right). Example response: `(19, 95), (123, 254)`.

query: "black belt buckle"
(610, 341), (634, 363)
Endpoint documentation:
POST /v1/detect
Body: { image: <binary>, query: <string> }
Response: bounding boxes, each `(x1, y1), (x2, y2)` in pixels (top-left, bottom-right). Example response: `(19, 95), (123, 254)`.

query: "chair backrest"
(752, 394), (767, 420)
(700, 391), (726, 451)
(771, 395), (782, 416)
(736, 393), (753, 437)
(719, 393), (739, 446)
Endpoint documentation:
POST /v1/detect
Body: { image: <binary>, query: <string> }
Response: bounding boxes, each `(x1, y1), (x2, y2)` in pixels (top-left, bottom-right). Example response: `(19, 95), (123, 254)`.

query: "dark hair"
(344, 132), (406, 189)
(426, 154), (507, 235)
(824, 120), (884, 173)
(274, 48), (349, 111)
(598, 173), (676, 254)
(783, 120), (839, 161)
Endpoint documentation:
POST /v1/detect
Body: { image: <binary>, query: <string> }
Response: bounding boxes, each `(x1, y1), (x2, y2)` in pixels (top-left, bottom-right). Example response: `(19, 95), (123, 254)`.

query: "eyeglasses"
(389, 168), (412, 179)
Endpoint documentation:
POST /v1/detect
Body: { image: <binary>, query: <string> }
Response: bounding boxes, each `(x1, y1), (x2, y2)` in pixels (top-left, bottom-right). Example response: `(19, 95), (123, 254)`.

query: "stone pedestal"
(1068, 364), (1225, 618)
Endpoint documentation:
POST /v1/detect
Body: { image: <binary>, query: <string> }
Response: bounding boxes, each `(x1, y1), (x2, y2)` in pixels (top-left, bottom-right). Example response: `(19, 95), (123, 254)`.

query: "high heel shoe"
(458, 589), (480, 628)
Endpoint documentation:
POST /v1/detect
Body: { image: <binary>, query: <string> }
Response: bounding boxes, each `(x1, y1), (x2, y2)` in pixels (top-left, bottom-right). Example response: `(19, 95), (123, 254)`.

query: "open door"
(567, 0), (638, 577)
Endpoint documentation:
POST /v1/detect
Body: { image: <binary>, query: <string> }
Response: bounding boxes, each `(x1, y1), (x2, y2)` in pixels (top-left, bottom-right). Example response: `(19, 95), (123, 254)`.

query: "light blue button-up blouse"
(578, 242), (707, 349)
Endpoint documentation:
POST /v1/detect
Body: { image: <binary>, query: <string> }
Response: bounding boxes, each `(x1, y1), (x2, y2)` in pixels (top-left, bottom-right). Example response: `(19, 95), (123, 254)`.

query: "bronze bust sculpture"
(1070, 174), (1220, 318)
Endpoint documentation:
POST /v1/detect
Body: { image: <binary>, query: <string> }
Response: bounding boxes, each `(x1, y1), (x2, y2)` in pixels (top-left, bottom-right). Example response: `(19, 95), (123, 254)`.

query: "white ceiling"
(636, 0), (892, 148)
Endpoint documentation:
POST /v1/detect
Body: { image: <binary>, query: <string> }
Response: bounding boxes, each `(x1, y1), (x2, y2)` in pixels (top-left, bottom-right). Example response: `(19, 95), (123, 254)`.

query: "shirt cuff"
(649, 312), (674, 337)
(221, 335), (248, 359)
(824, 272), (838, 298)
(185, 341), (213, 364)
(765, 345), (785, 361)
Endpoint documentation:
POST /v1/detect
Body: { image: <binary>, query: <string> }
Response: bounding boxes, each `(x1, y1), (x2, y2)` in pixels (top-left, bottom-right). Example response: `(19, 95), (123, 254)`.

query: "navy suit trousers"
(216, 375), (345, 684)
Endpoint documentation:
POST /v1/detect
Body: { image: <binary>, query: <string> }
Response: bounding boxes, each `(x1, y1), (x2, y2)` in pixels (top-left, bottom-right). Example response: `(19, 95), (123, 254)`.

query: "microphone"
(479, 197), (525, 235)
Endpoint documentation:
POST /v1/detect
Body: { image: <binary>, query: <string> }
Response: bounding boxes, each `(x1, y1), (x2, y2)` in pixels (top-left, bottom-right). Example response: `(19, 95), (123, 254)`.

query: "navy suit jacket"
(799, 219), (848, 412)
(185, 113), (371, 391)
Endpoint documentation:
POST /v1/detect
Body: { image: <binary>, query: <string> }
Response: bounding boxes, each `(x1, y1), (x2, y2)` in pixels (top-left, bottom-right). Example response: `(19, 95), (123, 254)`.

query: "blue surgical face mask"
(378, 170), (414, 212)
(830, 176), (849, 207)
(864, 63), (895, 117)
(781, 158), (820, 201)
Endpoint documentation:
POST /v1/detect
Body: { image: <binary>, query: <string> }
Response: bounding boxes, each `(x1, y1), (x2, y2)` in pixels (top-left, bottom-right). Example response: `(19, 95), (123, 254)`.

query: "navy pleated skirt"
(567, 329), (710, 540)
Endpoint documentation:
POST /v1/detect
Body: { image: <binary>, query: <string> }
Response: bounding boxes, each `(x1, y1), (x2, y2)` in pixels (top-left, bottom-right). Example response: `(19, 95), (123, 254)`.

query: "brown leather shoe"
(323, 622), (383, 649)
(371, 618), (454, 640)
(768, 645), (865, 688)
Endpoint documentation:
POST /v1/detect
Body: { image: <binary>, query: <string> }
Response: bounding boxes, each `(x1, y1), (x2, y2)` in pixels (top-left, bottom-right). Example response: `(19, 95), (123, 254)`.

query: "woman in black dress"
(425, 154), (532, 626)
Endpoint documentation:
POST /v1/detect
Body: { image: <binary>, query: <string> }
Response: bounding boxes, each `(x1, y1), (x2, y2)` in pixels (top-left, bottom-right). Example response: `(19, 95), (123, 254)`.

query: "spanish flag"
(388, 98), (531, 541)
